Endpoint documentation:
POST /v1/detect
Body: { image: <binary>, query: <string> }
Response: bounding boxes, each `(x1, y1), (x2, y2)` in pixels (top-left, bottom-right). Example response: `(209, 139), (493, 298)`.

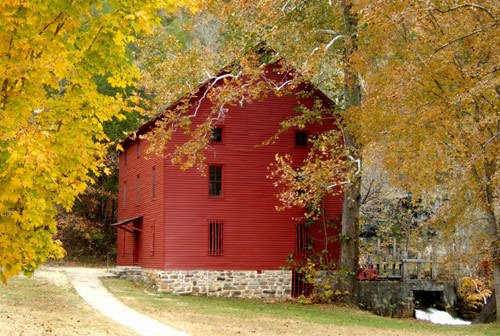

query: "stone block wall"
(356, 280), (457, 318)
(112, 267), (292, 299)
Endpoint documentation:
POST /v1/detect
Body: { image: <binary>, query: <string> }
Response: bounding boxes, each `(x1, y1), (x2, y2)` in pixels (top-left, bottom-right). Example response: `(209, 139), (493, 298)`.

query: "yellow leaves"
(116, 143), (124, 152)
(0, 0), (194, 282)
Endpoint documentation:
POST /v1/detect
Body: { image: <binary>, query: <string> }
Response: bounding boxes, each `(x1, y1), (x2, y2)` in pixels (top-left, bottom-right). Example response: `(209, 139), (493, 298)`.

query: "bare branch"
(325, 34), (345, 50)
(430, 22), (496, 57)
(434, 4), (496, 20)
(39, 12), (63, 35)
(190, 72), (241, 118)
(349, 154), (361, 176)
(317, 29), (340, 35)
(261, 75), (292, 91)
(327, 155), (361, 189)
(482, 131), (499, 149)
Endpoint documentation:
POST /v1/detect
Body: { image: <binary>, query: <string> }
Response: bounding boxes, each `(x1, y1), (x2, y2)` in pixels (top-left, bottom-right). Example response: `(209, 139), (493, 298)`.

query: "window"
(151, 167), (156, 199)
(136, 140), (141, 158)
(295, 168), (306, 196)
(210, 127), (223, 143)
(208, 219), (223, 256)
(150, 220), (155, 256)
(292, 271), (312, 297)
(296, 223), (308, 255)
(123, 180), (127, 208)
(209, 165), (222, 197)
(295, 131), (308, 147)
(136, 175), (140, 204)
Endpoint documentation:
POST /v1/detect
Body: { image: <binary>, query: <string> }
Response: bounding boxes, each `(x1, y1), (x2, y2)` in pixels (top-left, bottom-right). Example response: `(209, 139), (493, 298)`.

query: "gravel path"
(62, 267), (188, 336)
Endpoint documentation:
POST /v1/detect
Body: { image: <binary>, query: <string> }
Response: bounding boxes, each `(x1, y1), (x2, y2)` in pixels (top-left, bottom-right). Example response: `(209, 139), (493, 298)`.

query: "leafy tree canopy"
(0, 0), (198, 283)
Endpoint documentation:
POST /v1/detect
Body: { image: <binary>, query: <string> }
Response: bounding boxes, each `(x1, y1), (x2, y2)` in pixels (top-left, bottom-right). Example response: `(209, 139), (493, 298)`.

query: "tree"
(349, 0), (499, 320)
(0, 0), (198, 283)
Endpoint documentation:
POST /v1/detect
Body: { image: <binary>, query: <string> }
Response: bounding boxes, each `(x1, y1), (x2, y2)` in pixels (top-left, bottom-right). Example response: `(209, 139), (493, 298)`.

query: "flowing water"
(415, 308), (471, 326)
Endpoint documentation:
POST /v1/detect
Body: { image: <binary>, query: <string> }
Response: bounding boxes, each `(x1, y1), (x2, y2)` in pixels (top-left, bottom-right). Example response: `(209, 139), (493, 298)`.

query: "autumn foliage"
(0, 0), (198, 282)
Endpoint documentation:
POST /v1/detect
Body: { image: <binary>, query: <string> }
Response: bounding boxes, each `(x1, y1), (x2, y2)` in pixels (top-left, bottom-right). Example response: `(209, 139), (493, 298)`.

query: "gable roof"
(121, 62), (333, 148)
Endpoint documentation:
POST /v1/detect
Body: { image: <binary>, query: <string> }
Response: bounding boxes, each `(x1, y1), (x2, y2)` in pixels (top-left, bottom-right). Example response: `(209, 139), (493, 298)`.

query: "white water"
(415, 308), (471, 326)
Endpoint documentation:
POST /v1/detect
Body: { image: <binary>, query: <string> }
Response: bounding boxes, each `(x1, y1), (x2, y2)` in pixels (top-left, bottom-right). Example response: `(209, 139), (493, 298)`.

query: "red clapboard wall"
(116, 64), (342, 270)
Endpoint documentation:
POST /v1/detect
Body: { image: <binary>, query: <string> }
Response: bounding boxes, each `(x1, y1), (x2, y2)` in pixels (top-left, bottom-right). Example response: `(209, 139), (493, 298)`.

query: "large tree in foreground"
(351, 0), (498, 320)
(0, 0), (197, 282)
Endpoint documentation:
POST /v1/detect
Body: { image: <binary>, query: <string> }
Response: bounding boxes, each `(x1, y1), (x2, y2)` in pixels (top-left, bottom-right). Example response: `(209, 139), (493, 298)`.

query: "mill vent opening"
(413, 290), (446, 310)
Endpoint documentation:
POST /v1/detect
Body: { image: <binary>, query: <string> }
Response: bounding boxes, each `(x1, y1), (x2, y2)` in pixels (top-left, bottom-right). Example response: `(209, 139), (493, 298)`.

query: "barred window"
(136, 175), (140, 204)
(123, 180), (127, 208)
(150, 220), (155, 256)
(296, 223), (308, 255)
(208, 219), (223, 256)
(292, 271), (312, 297)
(151, 167), (156, 199)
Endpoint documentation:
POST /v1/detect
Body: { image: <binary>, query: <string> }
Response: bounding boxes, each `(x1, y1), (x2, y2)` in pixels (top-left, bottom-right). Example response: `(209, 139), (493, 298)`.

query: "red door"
(133, 231), (140, 266)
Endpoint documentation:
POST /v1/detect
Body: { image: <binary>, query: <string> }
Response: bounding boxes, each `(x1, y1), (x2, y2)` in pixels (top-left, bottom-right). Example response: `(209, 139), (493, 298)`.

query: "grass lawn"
(102, 278), (499, 336)
(0, 271), (132, 336)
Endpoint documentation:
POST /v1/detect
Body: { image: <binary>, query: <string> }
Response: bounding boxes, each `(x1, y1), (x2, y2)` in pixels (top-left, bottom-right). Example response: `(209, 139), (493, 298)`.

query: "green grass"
(102, 278), (499, 336)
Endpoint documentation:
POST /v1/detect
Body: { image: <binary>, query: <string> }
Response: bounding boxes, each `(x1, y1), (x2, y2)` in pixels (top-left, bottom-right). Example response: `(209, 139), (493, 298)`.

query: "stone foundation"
(112, 267), (292, 299)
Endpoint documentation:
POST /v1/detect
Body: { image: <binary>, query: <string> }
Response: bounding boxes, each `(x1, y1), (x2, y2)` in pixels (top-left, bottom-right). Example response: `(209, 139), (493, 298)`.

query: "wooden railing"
(363, 258), (438, 281)
(361, 238), (439, 281)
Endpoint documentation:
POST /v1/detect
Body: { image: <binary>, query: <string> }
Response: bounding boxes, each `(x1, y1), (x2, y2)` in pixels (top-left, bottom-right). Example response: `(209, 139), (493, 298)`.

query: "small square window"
(295, 131), (307, 147)
(210, 127), (223, 143)
(208, 219), (223, 256)
(209, 165), (222, 197)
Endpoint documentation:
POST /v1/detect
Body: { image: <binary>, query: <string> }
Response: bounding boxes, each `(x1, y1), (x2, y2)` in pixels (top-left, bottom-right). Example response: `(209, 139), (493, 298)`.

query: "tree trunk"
(483, 159), (499, 322)
(473, 158), (499, 322)
(339, 0), (362, 296)
(473, 290), (496, 324)
(340, 171), (361, 295)
(493, 262), (500, 322)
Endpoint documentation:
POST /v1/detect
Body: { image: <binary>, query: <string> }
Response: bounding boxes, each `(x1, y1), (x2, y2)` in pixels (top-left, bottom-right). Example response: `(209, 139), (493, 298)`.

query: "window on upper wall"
(296, 223), (308, 255)
(209, 165), (222, 197)
(136, 140), (141, 158)
(136, 175), (140, 204)
(151, 167), (156, 199)
(295, 131), (308, 147)
(295, 168), (306, 196)
(123, 181), (127, 208)
(208, 219), (223, 256)
(210, 127), (223, 143)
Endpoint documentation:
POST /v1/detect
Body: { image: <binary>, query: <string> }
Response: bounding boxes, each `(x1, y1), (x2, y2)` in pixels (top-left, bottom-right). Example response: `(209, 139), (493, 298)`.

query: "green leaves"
(0, 0), (197, 282)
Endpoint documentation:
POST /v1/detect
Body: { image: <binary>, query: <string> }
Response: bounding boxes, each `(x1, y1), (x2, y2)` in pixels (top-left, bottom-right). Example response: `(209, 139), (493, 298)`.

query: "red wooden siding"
(117, 139), (164, 268)
(117, 64), (343, 271)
